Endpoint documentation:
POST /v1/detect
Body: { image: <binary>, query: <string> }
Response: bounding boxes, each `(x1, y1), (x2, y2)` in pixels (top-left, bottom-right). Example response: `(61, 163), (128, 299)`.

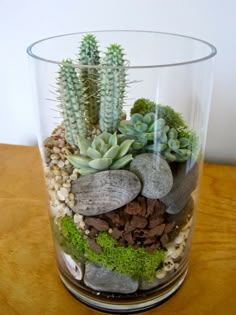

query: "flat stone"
(161, 162), (199, 214)
(166, 197), (194, 227)
(84, 263), (139, 293)
(130, 154), (173, 199)
(72, 170), (141, 215)
(139, 277), (164, 290)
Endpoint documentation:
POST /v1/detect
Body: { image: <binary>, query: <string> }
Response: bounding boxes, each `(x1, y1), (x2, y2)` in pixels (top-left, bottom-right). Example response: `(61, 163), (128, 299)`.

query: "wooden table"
(0, 144), (236, 315)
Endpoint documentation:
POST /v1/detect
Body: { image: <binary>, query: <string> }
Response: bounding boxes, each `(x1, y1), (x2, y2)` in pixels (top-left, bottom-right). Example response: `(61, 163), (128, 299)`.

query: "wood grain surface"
(0, 144), (235, 315)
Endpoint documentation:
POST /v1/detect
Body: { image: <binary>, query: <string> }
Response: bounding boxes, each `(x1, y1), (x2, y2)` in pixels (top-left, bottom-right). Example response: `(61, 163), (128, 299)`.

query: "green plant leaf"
(146, 143), (168, 153)
(77, 136), (91, 155)
(103, 145), (120, 159)
(118, 121), (136, 136)
(78, 167), (98, 175)
(109, 133), (118, 146)
(88, 158), (113, 170)
(131, 113), (144, 123)
(134, 121), (148, 133)
(116, 139), (134, 159)
(163, 150), (176, 162)
(67, 155), (91, 168)
(179, 137), (189, 148)
(87, 147), (102, 159)
(168, 128), (178, 140)
(156, 118), (166, 130)
(143, 112), (155, 124)
(110, 154), (133, 169)
(99, 132), (111, 143)
(92, 136), (105, 150)
(168, 139), (180, 152)
(160, 131), (168, 143)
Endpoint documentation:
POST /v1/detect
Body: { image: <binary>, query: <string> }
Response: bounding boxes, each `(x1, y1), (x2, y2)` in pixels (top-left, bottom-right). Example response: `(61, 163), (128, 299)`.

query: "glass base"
(58, 265), (188, 313)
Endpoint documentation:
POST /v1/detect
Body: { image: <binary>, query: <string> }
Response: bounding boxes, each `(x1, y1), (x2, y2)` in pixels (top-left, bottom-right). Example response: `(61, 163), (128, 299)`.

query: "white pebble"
(50, 153), (59, 160)
(85, 229), (90, 235)
(174, 263), (180, 270)
(63, 182), (71, 188)
(65, 160), (69, 165)
(53, 147), (61, 154)
(74, 213), (83, 223)
(70, 174), (77, 181)
(171, 245), (184, 261)
(57, 187), (69, 201)
(182, 217), (193, 231)
(163, 258), (175, 272)
(63, 253), (83, 280)
(156, 270), (167, 279)
(108, 228), (113, 234)
(175, 233), (185, 245)
(79, 221), (85, 230)
(69, 193), (75, 201)
(58, 160), (65, 168)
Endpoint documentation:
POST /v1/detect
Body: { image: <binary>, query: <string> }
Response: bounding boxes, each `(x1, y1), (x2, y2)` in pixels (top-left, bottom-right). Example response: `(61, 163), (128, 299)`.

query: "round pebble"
(156, 270), (167, 279)
(163, 258), (175, 272)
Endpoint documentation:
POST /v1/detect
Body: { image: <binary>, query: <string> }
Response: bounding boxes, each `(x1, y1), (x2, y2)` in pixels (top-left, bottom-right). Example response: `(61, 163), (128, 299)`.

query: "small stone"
(124, 201), (143, 216)
(108, 228), (113, 234)
(58, 160), (65, 168)
(163, 258), (175, 272)
(68, 193), (75, 200)
(160, 233), (169, 246)
(156, 270), (167, 279)
(130, 216), (148, 229)
(130, 154), (173, 199)
(50, 153), (59, 160)
(53, 147), (60, 154)
(171, 244), (185, 261)
(139, 278), (161, 290)
(166, 198), (194, 227)
(87, 239), (102, 253)
(79, 221), (85, 230)
(84, 263), (138, 293)
(175, 233), (185, 245)
(111, 227), (123, 240)
(146, 199), (156, 216)
(145, 224), (165, 238)
(57, 187), (69, 201)
(74, 213), (83, 224)
(148, 217), (165, 229)
(62, 182), (71, 188)
(84, 217), (109, 231)
(72, 170), (141, 215)
(62, 253), (83, 280)
(124, 232), (134, 245)
(70, 174), (77, 181)
(164, 223), (176, 234)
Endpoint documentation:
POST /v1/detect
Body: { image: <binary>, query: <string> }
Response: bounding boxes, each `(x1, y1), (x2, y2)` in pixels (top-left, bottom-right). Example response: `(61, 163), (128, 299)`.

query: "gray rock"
(139, 278), (163, 290)
(166, 197), (194, 226)
(161, 162), (199, 214)
(72, 170), (141, 216)
(84, 263), (139, 293)
(62, 252), (83, 280)
(130, 153), (173, 199)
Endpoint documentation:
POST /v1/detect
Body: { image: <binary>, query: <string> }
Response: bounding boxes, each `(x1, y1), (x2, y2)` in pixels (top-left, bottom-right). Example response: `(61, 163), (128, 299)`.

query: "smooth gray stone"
(84, 263), (139, 293)
(72, 170), (141, 215)
(161, 162), (199, 214)
(130, 153), (173, 199)
(139, 278), (162, 290)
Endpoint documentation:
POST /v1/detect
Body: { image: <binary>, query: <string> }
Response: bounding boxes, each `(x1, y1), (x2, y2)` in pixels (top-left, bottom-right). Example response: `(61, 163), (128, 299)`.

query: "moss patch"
(55, 216), (166, 281)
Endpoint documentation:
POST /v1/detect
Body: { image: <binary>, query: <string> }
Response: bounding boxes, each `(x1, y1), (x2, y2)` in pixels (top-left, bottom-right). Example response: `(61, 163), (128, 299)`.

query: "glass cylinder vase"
(27, 30), (216, 313)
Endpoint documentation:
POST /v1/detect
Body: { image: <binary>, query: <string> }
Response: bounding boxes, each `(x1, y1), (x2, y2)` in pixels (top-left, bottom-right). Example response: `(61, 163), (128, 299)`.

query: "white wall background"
(0, 0), (235, 164)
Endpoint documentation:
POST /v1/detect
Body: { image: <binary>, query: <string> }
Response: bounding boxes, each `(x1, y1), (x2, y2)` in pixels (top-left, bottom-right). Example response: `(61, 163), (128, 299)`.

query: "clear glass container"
(27, 30), (216, 313)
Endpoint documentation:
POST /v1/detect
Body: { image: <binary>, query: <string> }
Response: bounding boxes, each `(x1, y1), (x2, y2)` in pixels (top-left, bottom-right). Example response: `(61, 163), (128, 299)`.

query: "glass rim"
(26, 30), (217, 69)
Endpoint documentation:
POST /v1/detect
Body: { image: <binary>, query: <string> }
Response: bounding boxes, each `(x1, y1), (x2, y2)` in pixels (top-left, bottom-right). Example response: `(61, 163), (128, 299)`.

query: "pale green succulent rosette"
(67, 132), (134, 175)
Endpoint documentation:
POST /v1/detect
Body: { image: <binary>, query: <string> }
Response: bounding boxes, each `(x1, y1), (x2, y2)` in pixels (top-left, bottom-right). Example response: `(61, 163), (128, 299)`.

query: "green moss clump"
(55, 216), (166, 281)
(130, 98), (187, 130)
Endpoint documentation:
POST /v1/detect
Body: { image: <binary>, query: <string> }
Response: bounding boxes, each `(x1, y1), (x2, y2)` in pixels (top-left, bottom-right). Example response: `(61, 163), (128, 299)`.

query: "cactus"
(99, 44), (126, 133)
(130, 98), (187, 130)
(67, 132), (134, 175)
(78, 34), (100, 125)
(57, 59), (88, 146)
(118, 113), (197, 162)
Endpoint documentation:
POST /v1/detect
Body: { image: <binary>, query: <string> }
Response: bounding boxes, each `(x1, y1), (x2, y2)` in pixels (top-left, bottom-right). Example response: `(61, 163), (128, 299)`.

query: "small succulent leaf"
(163, 125), (170, 133)
(146, 143), (168, 153)
(99, 132), (111, 143)
(143, 112), (155, 124)
(132, 140), (146, 150)
(168, 139), (180, 152)
(179, 137), (189, 148)
(103, 145), (120, 159)
(177, 149), (191, 159)
(118, 121), (136, 136)
(145, 132), (154, 141)
(163, 150), (177, 162)
(110, 154), (133, 170)
(87, 147), (102, 159)
(91, 136), (105, 149)
(100, 143), (110, 156)
(156, 118), (166, 130)
(117, 134), (127, 144)
(78, 167), (98, 175)
(134, 121), (148, 133)
(131, 113), (144, 124)
(67, 155), (91, 168)
(160, 131), (168, 143)
(148, 121), (155, 132)
(88, 158), (113, 170)
(116, 139), (134, 159)
(77, 136), (91, 155)
(109, 133), (118, 146)
(168, 128), (178, 140)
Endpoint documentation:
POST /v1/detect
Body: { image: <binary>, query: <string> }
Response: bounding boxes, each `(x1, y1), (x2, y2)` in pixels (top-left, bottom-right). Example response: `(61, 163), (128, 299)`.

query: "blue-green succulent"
(67, 132), (134, 174)
(118, 113), (197, 162)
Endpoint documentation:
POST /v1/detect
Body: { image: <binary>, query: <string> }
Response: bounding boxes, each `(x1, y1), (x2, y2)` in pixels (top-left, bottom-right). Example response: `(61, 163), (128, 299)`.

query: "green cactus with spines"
(57, 59), (88, 146)
(99, 43), (126, 133)
(67, 132), (134, 175)
(130, 98), (187, 130)
(78, 34), (100, 125)
(119, 112), (197, 162)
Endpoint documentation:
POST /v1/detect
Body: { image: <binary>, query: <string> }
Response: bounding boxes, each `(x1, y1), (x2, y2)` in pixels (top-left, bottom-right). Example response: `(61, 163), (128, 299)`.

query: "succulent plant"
(99, 44), (126, 133)
(67, 132), (134, 174)
(118, 113), (197, 162)
(130, 98), (187, 130)
(57, 59), (87, 146)
(78, 34), (100, 125)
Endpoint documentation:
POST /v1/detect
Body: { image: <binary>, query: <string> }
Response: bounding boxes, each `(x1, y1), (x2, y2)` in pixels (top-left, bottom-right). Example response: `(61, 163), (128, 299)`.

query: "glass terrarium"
(27, 30), (216, 313)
